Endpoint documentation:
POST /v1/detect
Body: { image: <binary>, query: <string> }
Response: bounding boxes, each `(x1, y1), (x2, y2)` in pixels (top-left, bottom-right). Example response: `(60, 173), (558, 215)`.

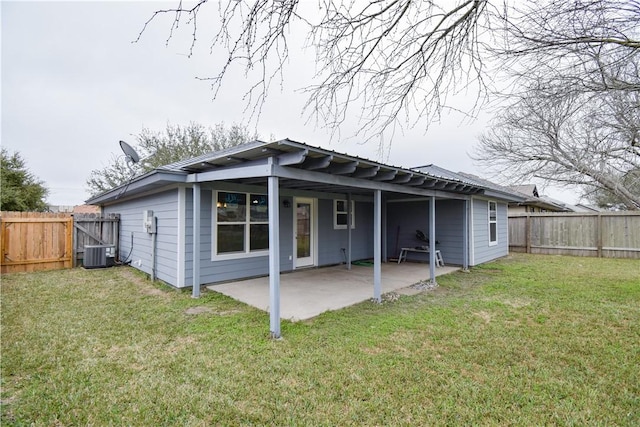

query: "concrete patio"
(207, 262), (459, 320)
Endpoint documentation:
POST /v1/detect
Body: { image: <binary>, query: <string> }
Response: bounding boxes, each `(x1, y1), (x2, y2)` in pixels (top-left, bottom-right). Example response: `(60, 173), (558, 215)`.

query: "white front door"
(294, 198), (315, 268)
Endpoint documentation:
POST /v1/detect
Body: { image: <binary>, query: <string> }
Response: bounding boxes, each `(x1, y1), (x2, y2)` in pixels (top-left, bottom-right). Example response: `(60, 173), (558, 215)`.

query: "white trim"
(176, 186), (186, 287)
(211, 190), (270, 260)
(210, 250), (269, 261)
(333, 199), (355, 229)
(293, 197), (317, 268)
(488, 200), (498, 246)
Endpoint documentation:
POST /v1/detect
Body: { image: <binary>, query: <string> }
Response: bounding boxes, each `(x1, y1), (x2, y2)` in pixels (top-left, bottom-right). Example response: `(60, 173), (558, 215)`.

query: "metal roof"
(87, 139), (526, 205)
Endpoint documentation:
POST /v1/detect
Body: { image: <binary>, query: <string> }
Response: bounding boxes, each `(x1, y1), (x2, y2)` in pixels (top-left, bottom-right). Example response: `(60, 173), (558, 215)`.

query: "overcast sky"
(2, 1), (578, 206)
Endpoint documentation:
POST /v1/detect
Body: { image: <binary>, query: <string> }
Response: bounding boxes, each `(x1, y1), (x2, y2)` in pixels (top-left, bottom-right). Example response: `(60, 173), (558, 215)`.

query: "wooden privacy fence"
(509, 212), (640, 259)
(0, 212), (120, 273)
(0, 212), (73, 273)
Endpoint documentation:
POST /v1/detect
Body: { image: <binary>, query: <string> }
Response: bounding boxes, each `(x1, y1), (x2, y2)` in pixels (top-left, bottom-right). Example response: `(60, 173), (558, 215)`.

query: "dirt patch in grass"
(184, 306), (241, 316)
(184, 306), (214, 315)
(473, 310), (493, 323)
(117, 267), (172, 299)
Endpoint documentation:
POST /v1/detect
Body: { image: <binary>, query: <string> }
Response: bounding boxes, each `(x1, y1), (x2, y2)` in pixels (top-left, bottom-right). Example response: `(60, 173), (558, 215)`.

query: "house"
(505, 184), (571, 213)
(86, 139), (525, 337)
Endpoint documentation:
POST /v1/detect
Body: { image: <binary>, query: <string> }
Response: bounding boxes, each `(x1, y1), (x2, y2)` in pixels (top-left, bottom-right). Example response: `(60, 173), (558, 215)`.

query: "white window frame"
(333, 199), (355, 229)
(488, 201), (498, 246)
(212, 191), (269, 260)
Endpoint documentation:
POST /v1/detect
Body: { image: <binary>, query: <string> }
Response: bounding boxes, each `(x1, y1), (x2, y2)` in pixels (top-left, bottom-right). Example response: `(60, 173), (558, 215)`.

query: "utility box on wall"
(143, 210), (156, 233)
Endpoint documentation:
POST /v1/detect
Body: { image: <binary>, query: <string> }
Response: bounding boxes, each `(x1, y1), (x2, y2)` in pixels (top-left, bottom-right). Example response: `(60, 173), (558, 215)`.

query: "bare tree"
(588, 169), (640, 210)
(474, 71), (640, 209)
(137, 1), (639, 146)
(138, 0), (494, 145)
(87, 122), (258, 196)
(473, 1), (639, 209)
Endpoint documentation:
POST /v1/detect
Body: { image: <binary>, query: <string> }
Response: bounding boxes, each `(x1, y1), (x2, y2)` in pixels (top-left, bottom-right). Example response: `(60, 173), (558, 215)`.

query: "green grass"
(2, 254), (639, 425)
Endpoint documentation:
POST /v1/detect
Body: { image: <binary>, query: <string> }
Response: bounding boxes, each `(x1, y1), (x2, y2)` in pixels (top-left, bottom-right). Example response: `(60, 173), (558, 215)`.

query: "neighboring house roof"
(47, 205), (75, 213)
(73, 204), (101, 214)
(87, 139), (527, 205)
(508, 184), (539, 198)
(435, 170), (530, 201)
(572, 203), (604, 212)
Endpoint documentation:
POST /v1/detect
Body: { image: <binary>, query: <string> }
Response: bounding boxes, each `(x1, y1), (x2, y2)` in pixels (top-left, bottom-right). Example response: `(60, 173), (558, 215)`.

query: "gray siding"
(317, 199), (374, 265)
(386, 199), (465, 265)
(471, 197), (509, 265)
(184, 188), (295, 287)
(103, 186), (507, 288)
(103, 189), (179, 285)
(434, 199), (465, 265)
(186, 189), (374, 286)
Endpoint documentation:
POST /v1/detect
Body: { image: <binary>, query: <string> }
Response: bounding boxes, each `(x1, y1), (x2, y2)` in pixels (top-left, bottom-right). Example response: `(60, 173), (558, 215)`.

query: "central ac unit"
(84, 245), (115, 269)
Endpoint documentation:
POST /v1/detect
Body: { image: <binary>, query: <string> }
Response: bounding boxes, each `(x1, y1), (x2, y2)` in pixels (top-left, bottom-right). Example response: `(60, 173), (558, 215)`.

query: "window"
(215, 191), (268, 257)
(488, 201), (497, 246)
(334, 199), (355, 229)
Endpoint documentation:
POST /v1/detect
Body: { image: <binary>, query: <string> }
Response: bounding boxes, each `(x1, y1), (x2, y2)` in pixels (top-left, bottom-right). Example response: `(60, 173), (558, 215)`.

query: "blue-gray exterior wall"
(317, 199), (374, 265)
(103, 189), (180, 285)
(183, 187), (374, 287)
(471, 197), (509, 265)
(386, 199), (465, 265)
(184, 188), (292, 286)
(103, 186), (509, 288)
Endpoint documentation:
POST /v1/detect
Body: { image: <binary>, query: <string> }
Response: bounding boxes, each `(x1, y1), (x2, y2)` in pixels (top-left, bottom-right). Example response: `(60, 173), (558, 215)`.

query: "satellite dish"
(119, 140), (140, 164)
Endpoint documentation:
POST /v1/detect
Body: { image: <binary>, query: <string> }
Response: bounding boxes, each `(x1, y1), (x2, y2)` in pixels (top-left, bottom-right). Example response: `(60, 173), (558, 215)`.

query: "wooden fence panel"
(508, 216), (527, 253)
(1, 212), (121, 272)
(1, 212), (73, 273)
(73, 213), (120, 267)
(601, 214), (640, 258)
(509, 212), (640, 259)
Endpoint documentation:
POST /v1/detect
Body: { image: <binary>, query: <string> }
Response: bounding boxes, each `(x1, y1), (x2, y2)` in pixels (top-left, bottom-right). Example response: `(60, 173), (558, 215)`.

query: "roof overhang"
(87, 139), (525, 205)
(85, 170), (188, 205)
(178, 139), (487, 199)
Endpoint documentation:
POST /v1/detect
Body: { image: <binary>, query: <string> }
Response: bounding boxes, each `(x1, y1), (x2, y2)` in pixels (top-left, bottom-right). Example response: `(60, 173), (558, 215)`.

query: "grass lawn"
(1, 254), (639, 425)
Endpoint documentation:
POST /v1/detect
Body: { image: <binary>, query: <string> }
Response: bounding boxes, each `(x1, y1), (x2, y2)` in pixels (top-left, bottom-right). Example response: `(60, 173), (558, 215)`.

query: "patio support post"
(382, 194), (387, 263)
(463, 199), (469, 271)
(429, 196), (436, 284)
(268, 174), (281, 338)
(346, 192), (352, 270)
(192, 183), (201, 298)
(373, 189), (382, 302)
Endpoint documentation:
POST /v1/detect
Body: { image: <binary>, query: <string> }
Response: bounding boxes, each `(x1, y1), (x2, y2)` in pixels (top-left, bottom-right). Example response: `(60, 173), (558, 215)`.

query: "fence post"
(525, 214), (531, 254)
(72, 216), (78, 268)
(65, 217), (73, 269)
(596, 213), (603, 258)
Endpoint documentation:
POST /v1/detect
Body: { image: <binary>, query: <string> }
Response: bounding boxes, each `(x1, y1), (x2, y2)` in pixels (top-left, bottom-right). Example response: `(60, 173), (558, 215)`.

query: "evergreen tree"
(0, 148), (49, 212)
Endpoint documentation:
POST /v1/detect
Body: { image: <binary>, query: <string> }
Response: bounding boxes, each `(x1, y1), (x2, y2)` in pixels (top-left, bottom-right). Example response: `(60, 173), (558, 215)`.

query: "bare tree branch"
(134, 0), (639, 173)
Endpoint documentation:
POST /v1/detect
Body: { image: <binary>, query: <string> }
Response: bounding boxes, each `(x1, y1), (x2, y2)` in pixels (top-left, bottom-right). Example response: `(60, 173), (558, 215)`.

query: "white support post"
(373, 189), (382, 302)
(463, 198), (469, 271)
(192, 183), (201, 298)
(268, 174), (281, 338)
(382, 194), (387, 263)
(429, 196), (436, 284)
(346, 192), (352, 270)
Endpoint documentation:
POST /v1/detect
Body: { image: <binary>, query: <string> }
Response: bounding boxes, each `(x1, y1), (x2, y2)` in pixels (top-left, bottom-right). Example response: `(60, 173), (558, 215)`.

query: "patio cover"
(88, 139), (525, 337)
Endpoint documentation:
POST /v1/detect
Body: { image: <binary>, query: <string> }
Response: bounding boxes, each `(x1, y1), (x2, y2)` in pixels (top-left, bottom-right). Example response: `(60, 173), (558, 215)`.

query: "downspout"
(151, 229), (157, 281)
